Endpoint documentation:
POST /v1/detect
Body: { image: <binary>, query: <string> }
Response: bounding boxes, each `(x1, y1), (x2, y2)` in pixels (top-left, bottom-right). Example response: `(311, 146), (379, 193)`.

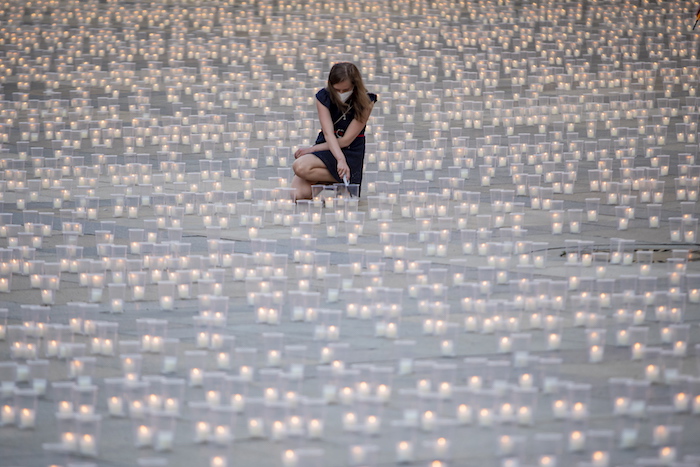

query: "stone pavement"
(0, 0), (699, 466)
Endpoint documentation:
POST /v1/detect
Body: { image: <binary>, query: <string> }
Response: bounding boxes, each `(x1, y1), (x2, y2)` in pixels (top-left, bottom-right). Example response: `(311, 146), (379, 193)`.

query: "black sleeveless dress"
(312, 88), (378, 187)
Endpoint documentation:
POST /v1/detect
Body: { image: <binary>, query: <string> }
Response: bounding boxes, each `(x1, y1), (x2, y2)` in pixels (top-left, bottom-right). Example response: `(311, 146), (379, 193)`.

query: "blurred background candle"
(396, 441), (414, 463)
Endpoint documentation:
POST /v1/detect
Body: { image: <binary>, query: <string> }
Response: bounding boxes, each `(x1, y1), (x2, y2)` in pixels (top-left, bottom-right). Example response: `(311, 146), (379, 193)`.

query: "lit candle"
(571, 402), (588, 421)
(651, 425), (670, 446)
(479, 280), (491, 294)
(46, 339), (59, 358)
(440, 339), (455, 357)
(193, 420), (210, 443)
(338, 386), (353, 405)
(478, 408), (493, 427)
(552, 399), (568, 419)
(658, 446), (676, 463)
(465, 316), (478, 332)
(385, 322), (398, 339)
(270, 419), (286, 441)
(18, 408), (35, 429)
(265, 349), (281, 367)
(163, 398), (179, 415)
(396, 441), (414, 463)
(61, 431), (77, 451)
(589, 345), (604, 363)
(132, 285), (145, 301)
(108, 396), (124, 417)
(499, 435), (514, 456)
(143, 393), (161, 413)
(645, 364), (661, 383)
(591, 450), (609, 467)
(674, 392), (689, 411)
(568, 430), (585, 452)
(101, 339), (114, 356)
(228, 393), (244, 412)
(438, 382), (452, 399)
(206, 390), (221, 407)
(160, 296), (174, 311)
(689, 289), (700, 303)
(515, 405), (532, 425)
(500, 403), (515, 423)
(498, 336), (512, 353)
(80, 434), (98, 457)
(239, 365), (253, 382)
(326, 325), (340, 341)
(281, 449), (298, 467)
(616, 330), (629, 346)
(421, 410), (436, 431)
(614, 397), (630, 416)
(673, 340), (687, 357)
(136, 424), (153, 447)
(343, 411), (358, 431)
(580, 254), (592, 267)
(189, 368), (203, 387)
(417, 378), (431, 395)
(41, 289), (54, 304)
(56, 400), (73, 415)
(547, 333), (561, 350)
(519, 373), (533, 389)
(210, 349), (229, 369)
(264, 387), (279, 404)
(111, 298), (124, 313)
(529, 313), (543, 329)
(69, 359), (85, 379)
(457, 404), (472, 424)
(305, 418), (323, 439)
(364, 415), (380, 435)
(468, 375), (483, 391)
(331, 359), (345, 375)
(1, 404), (15, 425)
(631, 342), (645, 360)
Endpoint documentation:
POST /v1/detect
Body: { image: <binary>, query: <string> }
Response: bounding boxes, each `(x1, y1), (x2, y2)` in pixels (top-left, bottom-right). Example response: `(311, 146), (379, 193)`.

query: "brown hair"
(326, 62), (372, 122)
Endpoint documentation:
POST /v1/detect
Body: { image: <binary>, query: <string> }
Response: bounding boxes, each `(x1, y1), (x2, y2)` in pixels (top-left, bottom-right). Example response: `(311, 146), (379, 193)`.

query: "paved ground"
(0, 0), (699, 466)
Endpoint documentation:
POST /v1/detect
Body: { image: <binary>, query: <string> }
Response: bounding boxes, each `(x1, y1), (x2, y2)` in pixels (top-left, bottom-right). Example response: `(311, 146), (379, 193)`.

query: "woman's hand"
(294, 147), (312, 159)
(337, 159), (350, 181)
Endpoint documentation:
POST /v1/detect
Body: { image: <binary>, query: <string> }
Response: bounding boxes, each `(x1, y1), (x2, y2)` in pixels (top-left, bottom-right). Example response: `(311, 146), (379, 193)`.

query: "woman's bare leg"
(291, 174), (313, 200)
(292, 154), (337, 200)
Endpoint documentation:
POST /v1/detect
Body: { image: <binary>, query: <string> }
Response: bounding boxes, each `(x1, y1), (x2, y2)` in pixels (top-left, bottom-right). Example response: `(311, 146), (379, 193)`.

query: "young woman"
(292, 62), (377, 199)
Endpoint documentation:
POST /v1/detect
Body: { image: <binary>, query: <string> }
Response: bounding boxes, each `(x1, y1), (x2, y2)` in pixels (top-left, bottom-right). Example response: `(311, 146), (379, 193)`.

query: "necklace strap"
(334, 105), (353, 125)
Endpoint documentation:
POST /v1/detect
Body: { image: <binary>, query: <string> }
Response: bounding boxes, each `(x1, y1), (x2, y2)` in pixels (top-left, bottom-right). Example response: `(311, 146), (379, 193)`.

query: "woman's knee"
(293, 154), (320, 179)
(292, 156), (310, 178)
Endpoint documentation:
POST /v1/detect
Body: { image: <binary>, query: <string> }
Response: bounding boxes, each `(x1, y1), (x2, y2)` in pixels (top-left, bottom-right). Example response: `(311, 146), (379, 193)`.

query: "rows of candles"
(1, 0), (700, 465)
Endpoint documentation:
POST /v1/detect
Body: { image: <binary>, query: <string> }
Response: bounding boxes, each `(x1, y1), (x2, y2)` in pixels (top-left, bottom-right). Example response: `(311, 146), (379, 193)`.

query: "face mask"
(338, 89), (353, 103)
